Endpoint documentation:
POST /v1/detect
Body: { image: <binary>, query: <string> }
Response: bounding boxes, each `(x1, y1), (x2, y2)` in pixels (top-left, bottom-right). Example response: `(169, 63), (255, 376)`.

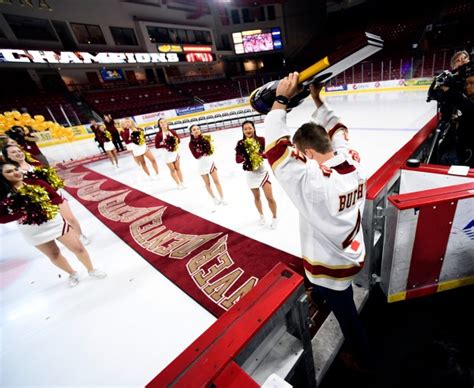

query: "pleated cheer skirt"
(197, 155), (216, 175)
(245, 165), (270, 189)
(17, 214), (69, 246)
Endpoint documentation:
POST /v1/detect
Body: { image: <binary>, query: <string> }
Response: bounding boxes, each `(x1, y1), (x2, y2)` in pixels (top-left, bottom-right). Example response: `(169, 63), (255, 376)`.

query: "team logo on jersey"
(462, 220), (474, 240)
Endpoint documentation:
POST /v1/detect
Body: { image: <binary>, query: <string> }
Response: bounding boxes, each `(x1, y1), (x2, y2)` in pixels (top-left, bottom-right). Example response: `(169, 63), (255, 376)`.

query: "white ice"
(0, 90), (437, 387)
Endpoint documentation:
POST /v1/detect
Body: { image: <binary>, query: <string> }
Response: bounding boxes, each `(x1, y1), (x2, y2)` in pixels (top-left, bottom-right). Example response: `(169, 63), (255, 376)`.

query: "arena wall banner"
(204, 97), (249, 110)
(325, 85), (348, 92)
(175, 105), (205, 116)
(323, 78), (431, 96)
(405, 78), (433, 86)
(348, 79), (406, 91)
(131, 97), (250, 128)
(132, 110), (170, 125)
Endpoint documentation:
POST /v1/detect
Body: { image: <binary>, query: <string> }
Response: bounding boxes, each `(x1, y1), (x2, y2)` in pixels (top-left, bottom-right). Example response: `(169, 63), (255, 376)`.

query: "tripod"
(425, 119), (451, 164)
(425, 100), (455, 164)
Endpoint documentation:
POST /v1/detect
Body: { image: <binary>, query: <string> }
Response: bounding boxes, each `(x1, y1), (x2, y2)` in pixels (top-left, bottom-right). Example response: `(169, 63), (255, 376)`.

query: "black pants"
(312, 284), (372, 367)
(111, 132), (125, 151)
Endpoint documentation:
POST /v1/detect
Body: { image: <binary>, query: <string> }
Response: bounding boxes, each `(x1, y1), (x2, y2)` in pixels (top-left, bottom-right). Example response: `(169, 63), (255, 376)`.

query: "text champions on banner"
(0, 49), (180, 64)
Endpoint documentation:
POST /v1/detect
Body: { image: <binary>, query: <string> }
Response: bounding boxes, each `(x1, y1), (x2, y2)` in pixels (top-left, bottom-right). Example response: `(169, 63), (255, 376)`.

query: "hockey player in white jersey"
(264, 72), (372, 371)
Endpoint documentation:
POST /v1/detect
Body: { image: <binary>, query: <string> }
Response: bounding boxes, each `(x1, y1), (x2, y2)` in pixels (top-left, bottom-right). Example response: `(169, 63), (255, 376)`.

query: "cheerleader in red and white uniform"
(0, 135), (18, 149)
(119, 119), (137, 164)
(155, 118), (185, 189)
(189, 124), (226, 205)
(121, 119), (158, 178)
(0, 161), (106, 287)
(95, 124), (119, 167)
(235, 120), (278, 228)
(2, 144), (90, 244)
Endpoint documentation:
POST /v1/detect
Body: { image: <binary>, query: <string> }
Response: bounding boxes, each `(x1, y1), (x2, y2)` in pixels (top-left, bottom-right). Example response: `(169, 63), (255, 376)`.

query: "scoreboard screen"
(232, 28), (283, 55)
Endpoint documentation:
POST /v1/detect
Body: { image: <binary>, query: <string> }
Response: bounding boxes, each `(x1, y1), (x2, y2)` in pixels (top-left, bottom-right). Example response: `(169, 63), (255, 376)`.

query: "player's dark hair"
(293, 122), (332, 154)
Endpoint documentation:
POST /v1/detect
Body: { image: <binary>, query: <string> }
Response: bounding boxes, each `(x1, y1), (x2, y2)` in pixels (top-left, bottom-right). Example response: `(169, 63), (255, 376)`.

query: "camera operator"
(451, 50), (470, 70)
(454, 73), (474, 166)
(427, 51), (473, 166)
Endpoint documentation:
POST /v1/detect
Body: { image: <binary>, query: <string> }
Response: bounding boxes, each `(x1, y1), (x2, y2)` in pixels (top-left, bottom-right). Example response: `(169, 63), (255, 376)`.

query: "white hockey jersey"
(264, 103), (366, 291)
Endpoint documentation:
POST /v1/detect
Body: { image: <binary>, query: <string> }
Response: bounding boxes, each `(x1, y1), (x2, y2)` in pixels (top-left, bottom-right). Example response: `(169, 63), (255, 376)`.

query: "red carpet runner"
(59, 165), (302, 317)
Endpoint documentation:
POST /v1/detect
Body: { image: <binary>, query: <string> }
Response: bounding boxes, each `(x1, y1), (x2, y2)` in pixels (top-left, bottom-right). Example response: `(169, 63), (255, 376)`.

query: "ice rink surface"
(0, 90), (437, 386)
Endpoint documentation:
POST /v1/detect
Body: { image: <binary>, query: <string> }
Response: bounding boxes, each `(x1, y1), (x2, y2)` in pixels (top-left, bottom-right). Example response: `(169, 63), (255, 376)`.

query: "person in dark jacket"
(103, 114), (125, 151)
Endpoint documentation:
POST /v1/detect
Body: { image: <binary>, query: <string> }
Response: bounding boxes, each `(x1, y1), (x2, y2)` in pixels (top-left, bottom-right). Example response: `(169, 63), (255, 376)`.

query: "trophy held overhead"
(250, 32), (384, 114)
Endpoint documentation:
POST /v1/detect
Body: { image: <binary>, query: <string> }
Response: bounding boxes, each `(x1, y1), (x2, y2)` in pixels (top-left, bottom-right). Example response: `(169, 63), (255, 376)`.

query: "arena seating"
(0, 92), (88, 126)
(81, 79), (242, 118)
(81, 84), (193, 118)
(440, 0), (474, 18)
(172, 79), (241, 103)
(232, 73), (284, 95)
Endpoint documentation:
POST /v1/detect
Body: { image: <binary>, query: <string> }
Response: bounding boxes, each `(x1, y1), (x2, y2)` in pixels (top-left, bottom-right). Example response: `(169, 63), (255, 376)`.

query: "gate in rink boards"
(358, 115), (474, 300)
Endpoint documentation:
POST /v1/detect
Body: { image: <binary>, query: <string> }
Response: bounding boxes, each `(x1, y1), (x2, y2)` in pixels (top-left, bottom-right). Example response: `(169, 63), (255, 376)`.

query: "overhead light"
(182, 45), (212, 52)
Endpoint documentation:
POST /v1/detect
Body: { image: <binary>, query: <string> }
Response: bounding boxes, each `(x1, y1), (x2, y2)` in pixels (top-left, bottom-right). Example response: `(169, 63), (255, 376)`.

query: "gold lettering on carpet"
(187, 235), (229, 274)
(130, 209), (219, 259)
(61, 166), (263, 312)
(77, 180), (128, 201)
(169, 233), (222, 259)
(130, 209), (166, 247)
(98, 191), (162, 222)
(62, 172), (92, 188)
(204, 268), (243, 302)
(193, 251), (234, 287)
(220, 277), (258, 310)
(186, 236), (258, 309)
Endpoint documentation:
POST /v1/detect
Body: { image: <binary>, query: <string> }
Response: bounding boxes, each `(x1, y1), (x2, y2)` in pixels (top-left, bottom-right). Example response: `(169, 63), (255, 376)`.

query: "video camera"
(427, 61), (473, 105)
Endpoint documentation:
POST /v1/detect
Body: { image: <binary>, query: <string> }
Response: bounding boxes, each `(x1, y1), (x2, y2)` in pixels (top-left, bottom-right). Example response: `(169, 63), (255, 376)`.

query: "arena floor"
(1, 90), (437, 386)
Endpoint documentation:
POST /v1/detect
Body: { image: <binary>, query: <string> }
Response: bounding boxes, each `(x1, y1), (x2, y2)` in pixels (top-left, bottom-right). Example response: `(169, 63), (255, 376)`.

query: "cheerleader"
(0, 161), (106, 287)
(120, 119), (137, 163)
(0, 134), (18, 150)
(96, 124), (119, 167)
(235, 120), (278, 228)
(189, 125), (226, 205)
(155, 118), (185, 189)
(121, 119), (158, 178)
(6, 125), (50, 166)
(2, 144), (90, 245)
